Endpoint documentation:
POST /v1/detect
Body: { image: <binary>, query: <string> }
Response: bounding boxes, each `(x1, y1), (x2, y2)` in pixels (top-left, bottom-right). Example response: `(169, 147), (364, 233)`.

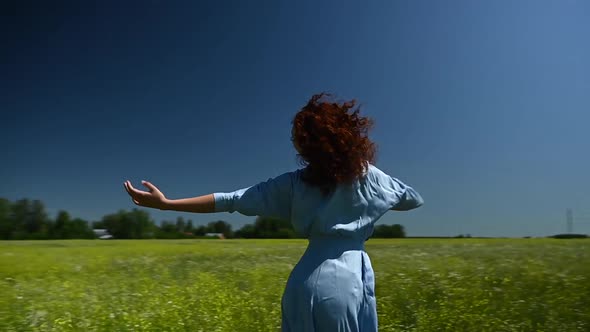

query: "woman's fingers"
(124, 181), (145, 201)
(124, 181), (134, 196)
(141, 181), (158, 193)
(127, 181), (146, 195)
(124, 180), (163, 208)
(124, 182), (137, 197)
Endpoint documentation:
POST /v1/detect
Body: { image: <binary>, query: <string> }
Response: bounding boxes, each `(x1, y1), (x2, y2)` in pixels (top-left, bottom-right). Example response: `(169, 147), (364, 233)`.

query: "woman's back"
(292, 163), (423, 240)
(291, 164), (422, 331)
(214, 163), (423, 332)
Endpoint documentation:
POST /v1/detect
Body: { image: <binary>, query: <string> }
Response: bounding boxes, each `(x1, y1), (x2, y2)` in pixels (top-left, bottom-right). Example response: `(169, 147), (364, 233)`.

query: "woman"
(124, 93), (423, 332)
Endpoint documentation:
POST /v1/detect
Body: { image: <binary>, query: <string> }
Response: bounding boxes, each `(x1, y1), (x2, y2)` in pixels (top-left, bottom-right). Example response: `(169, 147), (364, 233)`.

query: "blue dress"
(214, 164), (423, 332)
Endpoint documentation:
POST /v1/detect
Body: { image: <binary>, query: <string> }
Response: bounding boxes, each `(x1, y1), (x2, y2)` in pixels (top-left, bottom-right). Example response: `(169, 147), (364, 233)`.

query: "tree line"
(0, 198), (405, 240)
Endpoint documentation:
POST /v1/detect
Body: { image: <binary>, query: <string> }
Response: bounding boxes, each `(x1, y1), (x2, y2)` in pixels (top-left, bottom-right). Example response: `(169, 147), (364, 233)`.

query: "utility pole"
(566, 208), (573, 233)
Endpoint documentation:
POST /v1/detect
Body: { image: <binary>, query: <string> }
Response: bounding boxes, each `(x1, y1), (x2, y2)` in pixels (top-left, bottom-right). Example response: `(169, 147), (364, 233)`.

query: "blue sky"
(1, 0), (589, 237)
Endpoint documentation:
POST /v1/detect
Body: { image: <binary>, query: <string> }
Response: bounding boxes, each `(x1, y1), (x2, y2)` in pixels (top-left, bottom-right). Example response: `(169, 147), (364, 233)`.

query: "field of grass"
(1, 239), (589, 331)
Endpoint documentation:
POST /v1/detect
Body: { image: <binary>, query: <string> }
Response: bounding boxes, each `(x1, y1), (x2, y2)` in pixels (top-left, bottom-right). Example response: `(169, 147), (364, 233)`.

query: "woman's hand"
(124, 180), (169, 210)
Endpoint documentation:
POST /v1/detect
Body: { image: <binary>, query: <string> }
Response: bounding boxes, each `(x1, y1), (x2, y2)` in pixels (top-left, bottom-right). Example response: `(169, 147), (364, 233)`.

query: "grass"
(1, 239), (589, 331)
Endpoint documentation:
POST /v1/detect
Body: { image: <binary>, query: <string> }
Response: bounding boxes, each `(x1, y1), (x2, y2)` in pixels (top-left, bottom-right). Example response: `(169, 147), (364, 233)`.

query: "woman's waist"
(288, 238), (372, 287)
(307, 235), (365, 252)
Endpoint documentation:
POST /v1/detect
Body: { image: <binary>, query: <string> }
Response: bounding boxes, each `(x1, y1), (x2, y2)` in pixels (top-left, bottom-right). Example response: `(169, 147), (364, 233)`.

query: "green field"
(1, 239), (589, 332)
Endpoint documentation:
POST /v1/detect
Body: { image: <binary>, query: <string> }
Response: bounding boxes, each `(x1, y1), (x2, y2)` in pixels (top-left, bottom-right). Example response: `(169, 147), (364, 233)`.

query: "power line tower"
(575, 209), (590, 234)
(566, 208), (573, 233)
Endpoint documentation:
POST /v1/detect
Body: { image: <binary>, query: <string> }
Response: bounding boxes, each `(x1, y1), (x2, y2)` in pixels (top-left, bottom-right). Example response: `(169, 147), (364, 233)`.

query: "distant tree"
(101, 211), (125, 238)
(10, 198), (30, 239)
(129, 209), (156, 238)
(29, 200), (49, 237)
(159, 220), (175, 233)
(207, 220), (233, 238)
(101, 209), (155, 239)
(372, 224), (406, 238)
(185, 220), (194, 233)
(175, 217), (185, 233)
(235, 224), (257, 238)
(0, 199), (52, 239)
(275, 227), (297, 239)
(260, 216), (296, 238)
(550, 234), (588, 239)
(156, 220), (183, 238)
(92, 220), (106, 229)
(52, 210), (71, 239)
(0, 198), (13, 239)
(235, 216), (298, 239)
(193, 225), (207, 236)
(8, 198), (51, 239)
(454, 234), (472, 238)
(64, 217), (94, 239)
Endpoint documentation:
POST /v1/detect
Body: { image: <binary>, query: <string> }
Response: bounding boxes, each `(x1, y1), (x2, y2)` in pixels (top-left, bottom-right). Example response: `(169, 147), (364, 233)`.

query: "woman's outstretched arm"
(124, 180), (215, 213)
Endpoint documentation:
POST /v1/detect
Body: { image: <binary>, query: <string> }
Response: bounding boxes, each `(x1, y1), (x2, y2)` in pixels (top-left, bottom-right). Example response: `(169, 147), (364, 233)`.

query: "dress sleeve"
(370, 165), (423, 211)
(386, 177), (424, 211)
(213, 172), (294, 220)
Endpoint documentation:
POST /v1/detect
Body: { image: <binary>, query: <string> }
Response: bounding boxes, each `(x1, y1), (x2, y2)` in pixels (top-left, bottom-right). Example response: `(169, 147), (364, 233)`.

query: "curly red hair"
(292, 93), (376, 194)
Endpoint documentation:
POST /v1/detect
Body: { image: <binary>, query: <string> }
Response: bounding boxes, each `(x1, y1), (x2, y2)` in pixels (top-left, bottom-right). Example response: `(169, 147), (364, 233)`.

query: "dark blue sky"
(2, 0), (589, 237)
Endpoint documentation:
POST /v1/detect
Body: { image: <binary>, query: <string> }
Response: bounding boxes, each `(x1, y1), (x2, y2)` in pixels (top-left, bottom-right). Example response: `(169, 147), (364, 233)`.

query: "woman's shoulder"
(270, 168), (306, 189)
(365, 163), (390, 179)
